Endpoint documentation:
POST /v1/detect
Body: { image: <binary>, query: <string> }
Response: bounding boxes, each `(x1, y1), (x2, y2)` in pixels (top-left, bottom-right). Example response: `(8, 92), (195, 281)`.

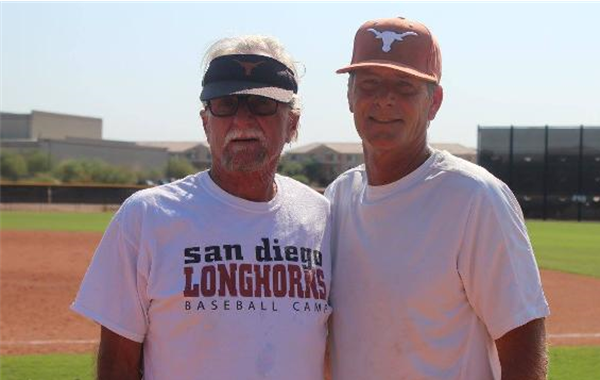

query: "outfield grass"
(0, 346), (598, 379)
(0, 353), (94, 380)
(548, 346), (600, 380)
(527, 221), (600, 278)
(0, 211), (113, 232)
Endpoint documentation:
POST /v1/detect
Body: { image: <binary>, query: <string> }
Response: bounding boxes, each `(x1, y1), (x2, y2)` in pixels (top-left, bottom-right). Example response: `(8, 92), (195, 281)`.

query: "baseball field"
(0, 211), (599, 379)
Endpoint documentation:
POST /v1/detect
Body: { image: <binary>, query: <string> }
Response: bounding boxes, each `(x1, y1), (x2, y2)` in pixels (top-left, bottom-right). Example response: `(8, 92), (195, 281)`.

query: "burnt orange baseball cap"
(337, 17), (442, 84)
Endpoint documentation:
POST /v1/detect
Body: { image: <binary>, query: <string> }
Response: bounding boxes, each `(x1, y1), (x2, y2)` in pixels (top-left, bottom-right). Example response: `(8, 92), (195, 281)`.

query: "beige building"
(1, 110), (102, 140)
(285, 143), (364, 183)
(284, 142), (476, 184)
(136, 141), (212, 170)
(1, 110), (169, 171)
(1, 137), (169, 172)
(0, 110), (214, 172)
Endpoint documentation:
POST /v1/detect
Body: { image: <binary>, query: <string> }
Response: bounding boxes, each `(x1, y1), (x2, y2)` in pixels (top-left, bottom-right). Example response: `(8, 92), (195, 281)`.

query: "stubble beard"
(222, 145), (270, 173)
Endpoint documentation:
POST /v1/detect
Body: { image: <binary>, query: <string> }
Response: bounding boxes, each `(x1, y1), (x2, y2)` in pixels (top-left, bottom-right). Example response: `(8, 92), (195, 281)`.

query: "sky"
(2, 2), (600, 149)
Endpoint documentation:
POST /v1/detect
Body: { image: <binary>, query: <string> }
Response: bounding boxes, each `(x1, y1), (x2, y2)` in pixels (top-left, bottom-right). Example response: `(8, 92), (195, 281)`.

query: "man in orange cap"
(326, 17), (549, 379)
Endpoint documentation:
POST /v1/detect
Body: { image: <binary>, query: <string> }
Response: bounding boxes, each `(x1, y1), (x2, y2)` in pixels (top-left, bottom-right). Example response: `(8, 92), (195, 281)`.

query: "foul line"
(549, 333), (600, 339)
(0, 339), (99, 346)
(2, 333), (600, 346)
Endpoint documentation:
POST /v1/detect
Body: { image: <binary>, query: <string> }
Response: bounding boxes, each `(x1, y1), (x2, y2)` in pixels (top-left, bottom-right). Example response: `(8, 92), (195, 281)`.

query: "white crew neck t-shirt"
(72, 171), (332, 380)
(325, 149), (549, 380)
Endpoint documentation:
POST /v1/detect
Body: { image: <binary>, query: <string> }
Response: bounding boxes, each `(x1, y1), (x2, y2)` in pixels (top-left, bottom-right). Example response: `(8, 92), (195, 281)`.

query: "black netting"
(478, 126), (600, 221)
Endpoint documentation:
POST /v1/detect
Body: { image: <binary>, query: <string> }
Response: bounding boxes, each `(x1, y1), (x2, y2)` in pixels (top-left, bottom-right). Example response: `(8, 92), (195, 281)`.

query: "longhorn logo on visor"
(367, 29), (418, 52)
(233, 60), (266, 76)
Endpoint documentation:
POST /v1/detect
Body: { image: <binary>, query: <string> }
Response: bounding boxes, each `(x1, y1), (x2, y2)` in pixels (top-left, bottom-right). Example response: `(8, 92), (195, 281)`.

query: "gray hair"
(201, 35), (302, 141)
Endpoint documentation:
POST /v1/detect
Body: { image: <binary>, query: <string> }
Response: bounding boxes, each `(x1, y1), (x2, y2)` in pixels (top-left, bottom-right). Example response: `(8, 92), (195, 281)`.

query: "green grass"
(527, 221), (600, 278)
(0, 347), (598, 379)
(0, 211), (113, 232)
(548, 346), (600, 380)
(0, 353), (94, 380)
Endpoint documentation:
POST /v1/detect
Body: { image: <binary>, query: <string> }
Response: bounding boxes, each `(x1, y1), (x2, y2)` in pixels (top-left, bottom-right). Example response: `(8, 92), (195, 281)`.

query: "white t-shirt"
(72, 171), (332, 380)
(325, 149), (549, 380)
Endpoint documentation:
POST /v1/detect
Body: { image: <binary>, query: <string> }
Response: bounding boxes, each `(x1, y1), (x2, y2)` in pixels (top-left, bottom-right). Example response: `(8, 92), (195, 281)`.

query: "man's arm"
(97, 326), (143, 380)
(495, 318), (548, 380)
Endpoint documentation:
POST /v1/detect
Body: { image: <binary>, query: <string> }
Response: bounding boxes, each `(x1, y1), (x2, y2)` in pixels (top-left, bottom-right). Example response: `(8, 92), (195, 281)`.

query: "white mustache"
(224, 129), (266, 145)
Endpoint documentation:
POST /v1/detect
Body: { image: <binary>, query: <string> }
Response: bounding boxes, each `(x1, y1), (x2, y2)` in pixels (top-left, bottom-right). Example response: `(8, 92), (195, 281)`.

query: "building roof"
(1, 110), (103, 122)
(136, 141), (209, 153)
(59, 137), (168, 151)
(286, 142), (323, 154)
(287, 142), (475, 156)
(431, 143), (476, 155)
(0, 112), (30, 119)
(1, 137), (169, 152)
(32, 110), (103, 122)
(287, 142), (363, 155)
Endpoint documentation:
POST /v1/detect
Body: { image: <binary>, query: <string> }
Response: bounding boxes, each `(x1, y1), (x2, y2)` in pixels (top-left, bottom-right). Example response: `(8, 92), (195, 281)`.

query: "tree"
(25, 150), (52, 175)
(137, 169), (163, 185)
(53, 159), (137, 184)
(53, 160), (89, 183)
(0, 152), (28, 181)
(289, 174), (310, 185)
(278, 160), (311, 184)
(30, 172), (60, 184)
(89, 161), (137, 184)
(166, 157), (197, 180)
(278, 160), (304, 177)
(303, 158), (329, 187)
(277, 158), (330, 186)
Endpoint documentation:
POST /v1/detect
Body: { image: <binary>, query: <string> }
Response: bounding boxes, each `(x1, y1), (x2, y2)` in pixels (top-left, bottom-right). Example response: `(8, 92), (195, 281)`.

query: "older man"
(72, 35), (331, 380)
(326, 17), (550, 379)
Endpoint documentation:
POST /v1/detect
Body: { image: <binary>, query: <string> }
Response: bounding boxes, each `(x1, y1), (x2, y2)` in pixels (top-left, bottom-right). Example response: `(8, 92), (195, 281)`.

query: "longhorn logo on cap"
(233, 60), (266, 76)
(367, 28), (418, 52)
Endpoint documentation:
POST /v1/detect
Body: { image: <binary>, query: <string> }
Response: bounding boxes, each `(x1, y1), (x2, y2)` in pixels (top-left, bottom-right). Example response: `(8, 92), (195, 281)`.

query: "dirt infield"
(1, 230), (599, 355)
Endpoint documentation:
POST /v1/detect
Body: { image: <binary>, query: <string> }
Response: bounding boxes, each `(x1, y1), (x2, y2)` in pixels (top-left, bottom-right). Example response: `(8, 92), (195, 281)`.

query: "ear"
(286, 112), (300, 143)
(428, 85), (444, 121)
(200, 109), (210, 139)
(347, 84), (355, 113)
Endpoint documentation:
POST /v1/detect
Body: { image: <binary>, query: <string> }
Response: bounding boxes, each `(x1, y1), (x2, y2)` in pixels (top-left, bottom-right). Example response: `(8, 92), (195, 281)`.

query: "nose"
(232, 99), (255, 125)
(374, 85), (397, 107)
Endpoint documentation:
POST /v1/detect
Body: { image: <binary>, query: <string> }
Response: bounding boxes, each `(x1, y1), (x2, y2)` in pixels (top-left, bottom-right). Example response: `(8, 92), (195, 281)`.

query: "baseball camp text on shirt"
(182, 237), (328, 314)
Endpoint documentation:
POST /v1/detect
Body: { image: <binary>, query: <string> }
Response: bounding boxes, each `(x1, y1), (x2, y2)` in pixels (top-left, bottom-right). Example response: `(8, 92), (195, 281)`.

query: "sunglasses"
(207, 95), (281, 117)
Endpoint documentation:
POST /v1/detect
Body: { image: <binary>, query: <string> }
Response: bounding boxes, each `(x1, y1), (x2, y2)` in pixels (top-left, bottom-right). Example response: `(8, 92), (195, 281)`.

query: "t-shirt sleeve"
(71, 200), (149, 343)
(457, 181), (550, 340)
(324, 181), (336, 204)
